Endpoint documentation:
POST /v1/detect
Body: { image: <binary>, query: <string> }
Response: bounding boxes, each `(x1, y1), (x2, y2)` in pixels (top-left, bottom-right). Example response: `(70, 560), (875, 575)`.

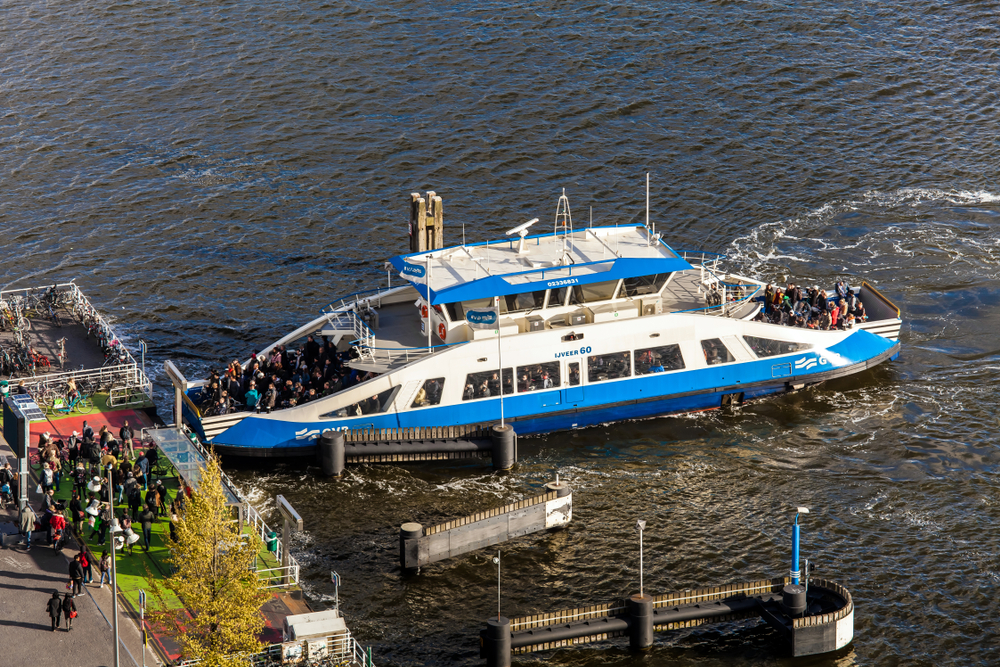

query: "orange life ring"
(438, 323), (447, 340)
(421, 304), (428, 318)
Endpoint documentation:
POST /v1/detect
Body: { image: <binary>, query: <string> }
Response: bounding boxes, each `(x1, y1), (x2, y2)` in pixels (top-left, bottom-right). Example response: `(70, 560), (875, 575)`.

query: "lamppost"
(635, 520), (646, 597)
(107, 463), (120, 667)
(492, 550), (501, 619)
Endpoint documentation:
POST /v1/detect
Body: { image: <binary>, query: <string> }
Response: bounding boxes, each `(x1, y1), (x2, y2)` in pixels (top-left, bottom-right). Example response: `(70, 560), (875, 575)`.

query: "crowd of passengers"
(199, 335), (381, 416)
(753, 280), (869, 330)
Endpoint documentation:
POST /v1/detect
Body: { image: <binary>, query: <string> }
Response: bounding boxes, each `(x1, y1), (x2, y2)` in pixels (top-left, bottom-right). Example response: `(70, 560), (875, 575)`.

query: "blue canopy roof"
(388, 226), (695, 305)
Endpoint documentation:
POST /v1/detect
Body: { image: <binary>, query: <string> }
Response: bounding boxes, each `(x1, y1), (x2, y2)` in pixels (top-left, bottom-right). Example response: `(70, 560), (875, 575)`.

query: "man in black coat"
(68, 555), (84, 597)
(47, 591), (62, 631)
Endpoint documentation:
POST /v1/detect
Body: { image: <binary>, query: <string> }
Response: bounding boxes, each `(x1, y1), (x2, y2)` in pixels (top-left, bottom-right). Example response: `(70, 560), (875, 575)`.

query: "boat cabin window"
(568, 362), (580, 386)
(517, 362), (560, 392)
(587, 351), (632, 382)
(547, 286), (569, 308)
(635, 344), (685, 375)
(701, 339), (735, 366)
(447, 297), (495, 321)
(462, 368), (514, 400)
(411, 378), (445, 408)
(569, 280), (620, 306)
(326, 385), (400, 417)
(503, 290), (546, 314)
(621, 274), (670, 298)
(743, 336), (814, 358)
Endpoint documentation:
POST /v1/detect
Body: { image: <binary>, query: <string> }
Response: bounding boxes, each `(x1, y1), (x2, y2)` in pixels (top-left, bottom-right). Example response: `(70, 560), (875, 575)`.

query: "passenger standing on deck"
(119, 420), (135, 460)
(47, 591), (63, 631)
(244, 381), (260, 411)
(81, 420), (94, 442)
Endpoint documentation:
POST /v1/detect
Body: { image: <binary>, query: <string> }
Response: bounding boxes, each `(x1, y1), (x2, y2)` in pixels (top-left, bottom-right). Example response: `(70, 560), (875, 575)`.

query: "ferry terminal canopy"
(387, 225), (695, 305)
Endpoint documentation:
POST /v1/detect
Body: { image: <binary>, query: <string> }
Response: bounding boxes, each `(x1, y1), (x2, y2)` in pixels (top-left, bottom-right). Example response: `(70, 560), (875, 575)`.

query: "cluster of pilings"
(318, 423), (516, 476)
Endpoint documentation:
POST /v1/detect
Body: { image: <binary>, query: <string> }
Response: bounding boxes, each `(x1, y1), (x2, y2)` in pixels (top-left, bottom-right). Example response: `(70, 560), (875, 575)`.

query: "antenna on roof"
(554, 189), (573, 236)
(462, 222), (466, 247)
(645, 172), (650, 230)
(506, 218), (539, 254)
(589, 206), (593, 229)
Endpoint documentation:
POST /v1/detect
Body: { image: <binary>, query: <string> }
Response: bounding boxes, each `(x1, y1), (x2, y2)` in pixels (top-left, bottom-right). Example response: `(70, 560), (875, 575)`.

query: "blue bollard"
(791, 507), (808, 585)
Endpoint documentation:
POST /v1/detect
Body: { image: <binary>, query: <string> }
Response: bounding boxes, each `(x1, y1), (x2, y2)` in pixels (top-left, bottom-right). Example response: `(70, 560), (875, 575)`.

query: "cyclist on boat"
(66, 377), (79, 405)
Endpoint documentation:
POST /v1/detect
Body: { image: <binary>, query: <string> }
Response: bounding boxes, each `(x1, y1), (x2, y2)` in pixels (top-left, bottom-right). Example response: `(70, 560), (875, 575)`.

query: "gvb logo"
(793, 356), (829, 371)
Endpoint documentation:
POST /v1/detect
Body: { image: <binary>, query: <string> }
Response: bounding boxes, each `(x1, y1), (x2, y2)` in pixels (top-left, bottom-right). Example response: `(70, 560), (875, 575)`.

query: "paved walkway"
(0, 442), (161, 667)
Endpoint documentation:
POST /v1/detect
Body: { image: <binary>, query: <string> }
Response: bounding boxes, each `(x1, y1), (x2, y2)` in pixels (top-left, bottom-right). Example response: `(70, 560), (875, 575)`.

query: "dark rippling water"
(4, 1), (1000, 665)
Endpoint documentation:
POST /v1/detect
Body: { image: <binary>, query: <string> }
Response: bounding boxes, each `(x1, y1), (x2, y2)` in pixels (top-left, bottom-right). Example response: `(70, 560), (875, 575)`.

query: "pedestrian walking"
(46, 591), (62, 631)
(139, 506), (155, 552)
(20, 503), (37, 549)
(62, 593), (76, 630)
(98, 550), (111, 587)
(68, 555), (84, 597)
(80, 549), (93, 584)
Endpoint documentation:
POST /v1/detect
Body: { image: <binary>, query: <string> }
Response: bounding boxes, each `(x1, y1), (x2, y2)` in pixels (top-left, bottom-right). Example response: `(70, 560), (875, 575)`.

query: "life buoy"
(421, 304), (428, 318)
(438, 323), (447, 340)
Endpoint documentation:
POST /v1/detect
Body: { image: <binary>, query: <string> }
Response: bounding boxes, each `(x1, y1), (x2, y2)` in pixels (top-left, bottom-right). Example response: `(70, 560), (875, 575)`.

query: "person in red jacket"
(49, 512), (66, 548)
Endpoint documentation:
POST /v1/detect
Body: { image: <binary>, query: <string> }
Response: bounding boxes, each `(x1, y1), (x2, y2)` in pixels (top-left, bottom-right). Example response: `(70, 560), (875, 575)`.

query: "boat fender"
(421, 304), (428, 318)
(438, 323), (447, 340)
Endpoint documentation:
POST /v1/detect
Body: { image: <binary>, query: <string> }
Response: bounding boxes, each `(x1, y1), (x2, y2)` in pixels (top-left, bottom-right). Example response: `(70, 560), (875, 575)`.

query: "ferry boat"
(183, 194), (901, 456)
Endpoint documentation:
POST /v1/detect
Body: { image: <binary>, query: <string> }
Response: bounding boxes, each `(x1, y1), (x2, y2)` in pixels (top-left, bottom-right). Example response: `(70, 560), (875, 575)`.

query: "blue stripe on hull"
(206, 328), (896, 452)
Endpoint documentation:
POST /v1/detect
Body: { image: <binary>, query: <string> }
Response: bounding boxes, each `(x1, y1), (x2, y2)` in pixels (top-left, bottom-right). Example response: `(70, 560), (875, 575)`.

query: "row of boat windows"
(444, 273), (670, 321)
(325, 335), (813, 416)
(431, 336), (812, 406)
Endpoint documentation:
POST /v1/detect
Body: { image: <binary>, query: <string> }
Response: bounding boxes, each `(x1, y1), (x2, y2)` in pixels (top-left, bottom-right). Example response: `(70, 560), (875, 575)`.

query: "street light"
(492, 550), (501, 619)
(791, 507), (809, 585)
(635, 520), (646, 597)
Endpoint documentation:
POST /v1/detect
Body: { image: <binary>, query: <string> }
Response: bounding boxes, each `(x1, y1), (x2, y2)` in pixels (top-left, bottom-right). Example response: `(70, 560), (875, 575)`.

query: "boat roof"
(388, 225), (695, 305)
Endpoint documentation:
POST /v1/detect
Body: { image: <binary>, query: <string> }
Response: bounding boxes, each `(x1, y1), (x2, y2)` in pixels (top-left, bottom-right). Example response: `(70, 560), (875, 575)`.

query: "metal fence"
(4, 281), (153, 402)
(174, 628), (376, 667)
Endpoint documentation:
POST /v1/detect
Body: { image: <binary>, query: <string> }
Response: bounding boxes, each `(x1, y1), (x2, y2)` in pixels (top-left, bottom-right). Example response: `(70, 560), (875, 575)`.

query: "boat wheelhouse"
(180, 193), (901, 456)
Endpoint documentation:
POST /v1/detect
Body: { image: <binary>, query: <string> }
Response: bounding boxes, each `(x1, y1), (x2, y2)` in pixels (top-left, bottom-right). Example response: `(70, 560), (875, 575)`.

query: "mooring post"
(399, 522), (423, 573)
(490, 424), (516, 471)
(783, 506), (809, 618)
(319, 431), (345, 477)
(544, 474), (571, 498)
(627, 594), (654, 650)
(484, 616), (511, 667)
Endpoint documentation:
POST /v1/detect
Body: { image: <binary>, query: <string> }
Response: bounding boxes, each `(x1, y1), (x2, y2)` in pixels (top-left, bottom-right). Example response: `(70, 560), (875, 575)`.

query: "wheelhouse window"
(517, 361), (560, 392)
(325, 385), (400, 417)
(621, 274), (670, 298)
(635, 344), (685, 375)
(569, 280), (620, 306)
(743, 336), (814, 358)
(447, 297), (493, 321)
(462, 368), (514, 400)
(411, 378), (445, 408)
(701, 339), (735, 365)
(587, 351), (632, 382)
(503, 291), (546, 314)
(547, 287), (569, 308)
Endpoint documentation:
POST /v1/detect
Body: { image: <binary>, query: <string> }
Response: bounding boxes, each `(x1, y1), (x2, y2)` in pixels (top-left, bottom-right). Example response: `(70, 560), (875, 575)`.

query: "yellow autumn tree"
(149, 451), (269, 667)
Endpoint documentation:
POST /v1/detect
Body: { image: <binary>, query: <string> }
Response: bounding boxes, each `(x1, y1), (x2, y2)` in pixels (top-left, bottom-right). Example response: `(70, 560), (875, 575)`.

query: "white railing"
(255, 564), (301, 589)
(324, 309), (374, 357)
(175, 627), (376, 667)
(243, 499), (301, 588)
(7, 282), (153, 403)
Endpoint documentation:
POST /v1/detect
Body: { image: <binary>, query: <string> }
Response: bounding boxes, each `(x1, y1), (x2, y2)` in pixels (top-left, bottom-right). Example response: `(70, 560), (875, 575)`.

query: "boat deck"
(339, 269), (758, 374)
(0, 305), (107, 380)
